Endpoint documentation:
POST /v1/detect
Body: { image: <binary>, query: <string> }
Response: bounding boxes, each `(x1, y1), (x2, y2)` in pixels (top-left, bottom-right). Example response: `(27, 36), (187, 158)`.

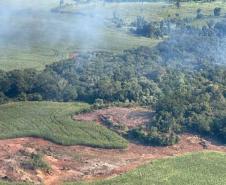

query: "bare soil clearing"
(74, 107), (154, 128)
(0, 135), (226, 185)
(0, 107), (226, 185)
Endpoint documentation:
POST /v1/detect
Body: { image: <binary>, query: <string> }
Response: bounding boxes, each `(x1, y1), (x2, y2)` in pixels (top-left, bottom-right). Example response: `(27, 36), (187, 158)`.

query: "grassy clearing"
(68, 152), (226, 185)
(159, 1), (226, 27)
(0, 101), (128, 149)
(159, 1), (226, 19)
(63, 1), (226, 25)
(1, 1), (225, 71)
(0, 32), (158, 71)
(0, 0), (157, 71)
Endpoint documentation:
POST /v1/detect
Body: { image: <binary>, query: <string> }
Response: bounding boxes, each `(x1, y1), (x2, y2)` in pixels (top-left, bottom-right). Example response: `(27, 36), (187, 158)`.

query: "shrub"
(27, 93), (43, 101)
(214, 22), (226, 36)
(93, 99), (105, 109)
(17, 93), (27, 101)
(214, 7), (221, 16)
(31, 153), (50, 171)
(196, 8), (203, 19)
(128, 128), (179, 146)
(175, 0), (181, 9)
(21, 153), (51, 172)
(0, 92), (7, 104)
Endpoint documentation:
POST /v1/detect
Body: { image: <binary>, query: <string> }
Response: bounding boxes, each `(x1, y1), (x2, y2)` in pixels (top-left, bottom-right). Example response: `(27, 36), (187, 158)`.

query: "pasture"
(0, 101), (128, 148)
(1, 0), (226, 71)
(69, 152), (226, 185)
(0, 0), (158, 71)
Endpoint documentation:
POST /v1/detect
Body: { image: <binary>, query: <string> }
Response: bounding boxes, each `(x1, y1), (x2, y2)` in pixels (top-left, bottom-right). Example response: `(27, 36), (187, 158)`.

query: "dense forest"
(0, 21), (225, 146)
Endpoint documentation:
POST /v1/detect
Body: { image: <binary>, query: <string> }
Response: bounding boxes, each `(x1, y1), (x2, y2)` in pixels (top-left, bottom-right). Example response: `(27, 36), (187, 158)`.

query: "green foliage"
(22, 153), (51, 171)
(0, 182), (28, 185)
(214, 7), (221, 16)
(3, 1), (226, 71)
(196, 8), (203, 19)
(0, 102), (128, 149)
(131, 17), (166, 38)
(0, 0), (160, 71)
(30, 153), (50, 171)
(0, 47), (163, 104)
(128, 127), (179, 146)
(66, 152), (226, 185)
(0, 20), (226, 146)
(0, 15), (226, 147)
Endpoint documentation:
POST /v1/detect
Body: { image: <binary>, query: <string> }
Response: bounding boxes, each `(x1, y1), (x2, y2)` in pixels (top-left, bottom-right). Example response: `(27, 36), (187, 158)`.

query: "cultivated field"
(69, 152), (226, 185)
(0, 102), (128, 148)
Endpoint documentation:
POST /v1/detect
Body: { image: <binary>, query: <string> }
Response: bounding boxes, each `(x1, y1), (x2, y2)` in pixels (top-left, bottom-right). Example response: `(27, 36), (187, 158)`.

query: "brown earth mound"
(74, 107), (154, 128)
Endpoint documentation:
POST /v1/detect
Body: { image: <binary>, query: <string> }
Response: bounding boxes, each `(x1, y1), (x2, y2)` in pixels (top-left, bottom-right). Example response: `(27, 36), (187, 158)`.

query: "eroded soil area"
(0, 107), (226, 185)
(1, 135), (226, 185)
(74, 107), (153, 128)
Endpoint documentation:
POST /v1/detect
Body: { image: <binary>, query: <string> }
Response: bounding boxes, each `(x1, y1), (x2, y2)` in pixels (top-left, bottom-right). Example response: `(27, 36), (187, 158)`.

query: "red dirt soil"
(1, 135), (226, 185)
(74, 107), (154, 128)
(0, 107), (226, 185)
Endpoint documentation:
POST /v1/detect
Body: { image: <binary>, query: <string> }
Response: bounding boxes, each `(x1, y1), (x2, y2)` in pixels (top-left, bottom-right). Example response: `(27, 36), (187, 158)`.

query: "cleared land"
(74, 107), (154, 129)
(68, 151), (226, 185)
(1, 105), (226, 185)
(0, 134), (226, 185)
(0, 102), (128, 149)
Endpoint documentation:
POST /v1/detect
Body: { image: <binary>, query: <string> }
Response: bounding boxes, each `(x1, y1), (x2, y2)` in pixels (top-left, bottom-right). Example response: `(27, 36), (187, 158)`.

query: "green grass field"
(1, 0), (225, 71)
(73, 1), (226, 21)
(0, 0), (158, 71)
(0, 101), (128, 149)
(68, 152), (226, 185)
(0, 182), (28, 185)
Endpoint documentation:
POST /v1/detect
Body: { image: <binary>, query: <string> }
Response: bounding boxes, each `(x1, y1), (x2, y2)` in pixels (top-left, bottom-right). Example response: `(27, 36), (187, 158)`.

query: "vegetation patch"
(0, 18), (226, 146)
(0, 182), (28, 185)
(21, 153), (51, 172)
(2, 0), (226, 71)
(0, 0), (159, 71)
(0, 102), (128, 149)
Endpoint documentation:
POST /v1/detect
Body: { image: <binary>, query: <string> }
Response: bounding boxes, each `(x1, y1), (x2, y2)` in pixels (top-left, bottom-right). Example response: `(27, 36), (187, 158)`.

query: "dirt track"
(0, 107), (226, 185)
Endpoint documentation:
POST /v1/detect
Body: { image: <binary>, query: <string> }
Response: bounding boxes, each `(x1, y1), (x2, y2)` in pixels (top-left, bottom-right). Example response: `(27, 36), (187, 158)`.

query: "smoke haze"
(0, 0), (112, 54)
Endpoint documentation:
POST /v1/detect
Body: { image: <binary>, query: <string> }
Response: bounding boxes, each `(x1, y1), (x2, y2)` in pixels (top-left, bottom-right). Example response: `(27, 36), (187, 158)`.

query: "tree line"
(0, 21), (226, 146)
